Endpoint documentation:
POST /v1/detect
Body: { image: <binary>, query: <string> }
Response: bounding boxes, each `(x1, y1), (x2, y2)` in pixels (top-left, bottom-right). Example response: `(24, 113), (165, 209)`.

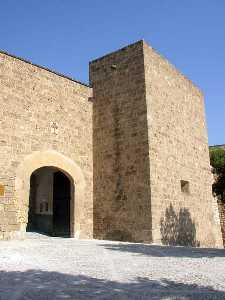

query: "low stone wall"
(217, 198), (225, 246)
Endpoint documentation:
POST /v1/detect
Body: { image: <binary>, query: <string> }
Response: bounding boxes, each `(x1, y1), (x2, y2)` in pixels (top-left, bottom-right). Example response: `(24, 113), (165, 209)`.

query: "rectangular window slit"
(181, 180), (190, 194)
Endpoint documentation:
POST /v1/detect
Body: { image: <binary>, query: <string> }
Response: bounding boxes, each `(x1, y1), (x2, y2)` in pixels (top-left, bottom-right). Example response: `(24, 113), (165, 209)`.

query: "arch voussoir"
(15, 150), (86, 238)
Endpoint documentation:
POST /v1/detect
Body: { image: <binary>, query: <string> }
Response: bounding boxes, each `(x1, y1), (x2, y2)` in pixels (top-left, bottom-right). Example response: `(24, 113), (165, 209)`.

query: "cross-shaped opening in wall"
(51, 122), (59, 134)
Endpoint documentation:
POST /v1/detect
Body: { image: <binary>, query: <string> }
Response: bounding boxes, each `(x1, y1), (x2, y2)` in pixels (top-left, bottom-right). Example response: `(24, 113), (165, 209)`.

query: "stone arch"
(15, 150), (86, 238)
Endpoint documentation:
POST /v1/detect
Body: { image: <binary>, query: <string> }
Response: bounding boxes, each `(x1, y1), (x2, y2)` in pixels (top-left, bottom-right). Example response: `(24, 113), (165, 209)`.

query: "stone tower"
(0, 40), (223, 247)
(90, 40), (222, 247)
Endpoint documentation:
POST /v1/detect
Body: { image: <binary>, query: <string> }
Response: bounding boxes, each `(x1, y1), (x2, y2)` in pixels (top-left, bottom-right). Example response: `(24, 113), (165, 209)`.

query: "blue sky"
(0, 1), (224, 145)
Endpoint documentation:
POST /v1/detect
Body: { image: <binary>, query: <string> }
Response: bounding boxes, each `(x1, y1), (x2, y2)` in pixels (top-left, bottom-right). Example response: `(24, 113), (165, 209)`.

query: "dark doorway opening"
(27, 167), (71, 237)
(53, 171), (71, 237)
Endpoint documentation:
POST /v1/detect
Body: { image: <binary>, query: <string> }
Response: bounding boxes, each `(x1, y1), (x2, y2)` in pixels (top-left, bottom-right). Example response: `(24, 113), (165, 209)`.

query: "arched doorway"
(27, 167), (74, 237)
(15, 150), (87, 239)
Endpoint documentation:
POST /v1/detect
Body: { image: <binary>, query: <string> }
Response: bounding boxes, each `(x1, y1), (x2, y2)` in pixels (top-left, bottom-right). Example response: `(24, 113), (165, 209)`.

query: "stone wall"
(90, 40), (223, 247)
(143, 41), (223, 247)
(90, 41), (152, 242)
(217, 197), (225, 246)
(0, 41), (223, 247)
(0, 52), (93, 239)
(210, 145), (225, 247)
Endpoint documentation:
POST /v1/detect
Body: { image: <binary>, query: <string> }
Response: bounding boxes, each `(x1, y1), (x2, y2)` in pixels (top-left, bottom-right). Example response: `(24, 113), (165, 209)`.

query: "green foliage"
(210, 147), (225, 202)
(210, 148), (225, 171)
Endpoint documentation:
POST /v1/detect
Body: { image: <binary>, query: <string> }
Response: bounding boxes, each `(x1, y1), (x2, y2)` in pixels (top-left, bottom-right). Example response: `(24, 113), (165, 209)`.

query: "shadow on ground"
(99, 203), (224, 259)
(100, 243), (225, 259)
(0, 269), (225, 300)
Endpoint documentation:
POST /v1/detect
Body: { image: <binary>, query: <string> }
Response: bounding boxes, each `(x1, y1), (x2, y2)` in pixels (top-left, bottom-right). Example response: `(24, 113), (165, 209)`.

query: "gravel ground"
(0, 233), (225, 299)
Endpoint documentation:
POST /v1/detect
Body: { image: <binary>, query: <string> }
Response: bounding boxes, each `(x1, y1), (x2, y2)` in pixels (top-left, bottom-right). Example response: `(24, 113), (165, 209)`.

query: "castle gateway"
(0, 40), (223, 247)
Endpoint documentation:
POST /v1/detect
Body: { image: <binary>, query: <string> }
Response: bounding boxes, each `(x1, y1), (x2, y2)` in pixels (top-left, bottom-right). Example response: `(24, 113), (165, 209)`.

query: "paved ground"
(0, 233), (225, 299)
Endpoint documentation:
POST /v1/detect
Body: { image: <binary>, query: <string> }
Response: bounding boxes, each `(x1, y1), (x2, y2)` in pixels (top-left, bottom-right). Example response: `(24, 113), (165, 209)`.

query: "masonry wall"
(1, 41), (222, 247)
(143, 41), (223, 247)
(90, 40), (223, 247)
(217, 197), (225, 246)
(90, 41), (152, 242)
(0, 53), (93, 239)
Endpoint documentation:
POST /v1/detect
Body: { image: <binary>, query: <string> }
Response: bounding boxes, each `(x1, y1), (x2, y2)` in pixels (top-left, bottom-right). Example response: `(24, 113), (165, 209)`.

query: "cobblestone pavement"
(0, 233), (225, 299)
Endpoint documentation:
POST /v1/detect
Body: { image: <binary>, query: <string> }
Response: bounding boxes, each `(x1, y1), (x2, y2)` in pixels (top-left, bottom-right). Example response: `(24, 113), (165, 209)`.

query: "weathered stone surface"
(90, 41), (152, 243)
(0, 52), (93, 239)
(217, 197), (225, 246)
(143, 41), (223, 247)
(90, 40), (223, 247)
(0, 40), (223, 247)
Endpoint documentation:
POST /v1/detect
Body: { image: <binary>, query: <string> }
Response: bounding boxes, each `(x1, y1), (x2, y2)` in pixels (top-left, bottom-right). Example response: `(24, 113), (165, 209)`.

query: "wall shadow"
(0, 269), (225, 299)
(98, 206), (225, 258)
(100, 242), (225, 259)
(160, 203), (200, 247)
